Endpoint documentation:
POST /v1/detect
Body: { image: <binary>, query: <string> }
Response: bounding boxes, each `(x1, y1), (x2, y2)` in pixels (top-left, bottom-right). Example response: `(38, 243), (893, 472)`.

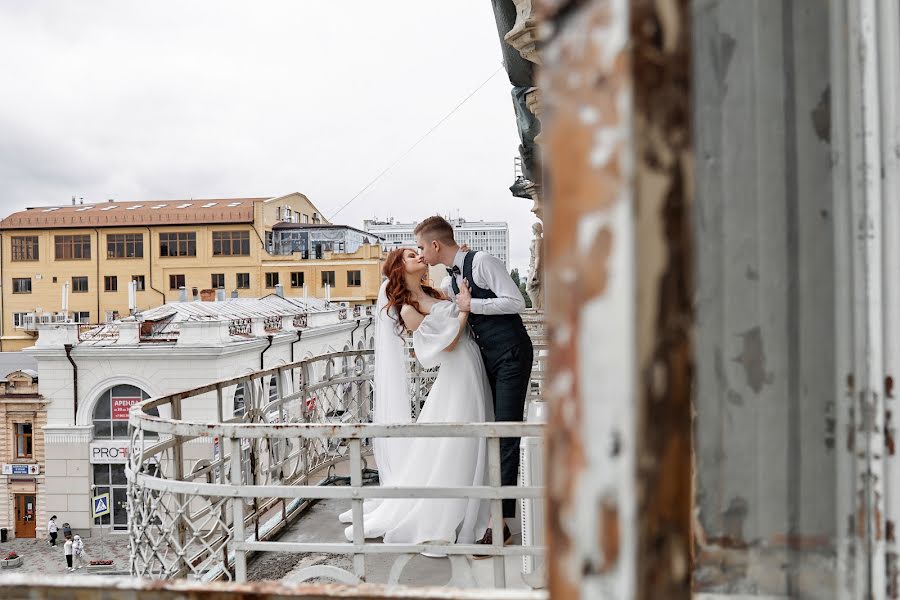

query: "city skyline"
(0, 1), (536, 276)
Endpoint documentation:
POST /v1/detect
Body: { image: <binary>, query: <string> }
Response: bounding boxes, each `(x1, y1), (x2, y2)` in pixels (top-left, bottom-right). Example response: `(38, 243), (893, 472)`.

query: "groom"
(414, 215), (534, 549)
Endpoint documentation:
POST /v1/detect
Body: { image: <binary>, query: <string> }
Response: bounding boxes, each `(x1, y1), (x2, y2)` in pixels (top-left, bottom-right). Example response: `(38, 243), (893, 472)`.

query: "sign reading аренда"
(111, 396), (142, 420)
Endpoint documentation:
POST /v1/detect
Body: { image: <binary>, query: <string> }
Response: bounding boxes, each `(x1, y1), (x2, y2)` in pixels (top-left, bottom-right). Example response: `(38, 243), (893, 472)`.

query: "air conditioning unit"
(520, 399), (547, 588)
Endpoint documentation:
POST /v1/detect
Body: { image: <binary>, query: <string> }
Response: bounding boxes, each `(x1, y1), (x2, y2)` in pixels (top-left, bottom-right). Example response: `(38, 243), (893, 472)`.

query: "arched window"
(92, 384), (158, 439)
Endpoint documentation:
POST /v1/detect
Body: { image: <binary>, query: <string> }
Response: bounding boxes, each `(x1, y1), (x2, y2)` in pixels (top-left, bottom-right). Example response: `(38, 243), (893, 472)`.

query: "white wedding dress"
(340, 295), (493, 545)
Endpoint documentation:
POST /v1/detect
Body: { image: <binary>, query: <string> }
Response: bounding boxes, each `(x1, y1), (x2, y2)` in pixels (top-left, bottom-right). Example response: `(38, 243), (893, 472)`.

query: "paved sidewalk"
(0, 535), (132, 576)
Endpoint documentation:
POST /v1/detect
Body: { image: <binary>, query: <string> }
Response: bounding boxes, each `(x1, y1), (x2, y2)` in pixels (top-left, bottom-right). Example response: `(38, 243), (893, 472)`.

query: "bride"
(339, 248), (493, 546)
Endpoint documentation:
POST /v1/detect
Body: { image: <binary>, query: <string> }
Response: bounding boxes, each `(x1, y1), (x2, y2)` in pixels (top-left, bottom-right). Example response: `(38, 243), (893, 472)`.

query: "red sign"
(111, 397), (142, 420)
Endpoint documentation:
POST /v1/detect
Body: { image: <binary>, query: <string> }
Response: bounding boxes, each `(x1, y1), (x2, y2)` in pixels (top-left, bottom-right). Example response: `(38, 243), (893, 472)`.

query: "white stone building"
(363, 217), (511, 270)
(25, 294), (373, 539)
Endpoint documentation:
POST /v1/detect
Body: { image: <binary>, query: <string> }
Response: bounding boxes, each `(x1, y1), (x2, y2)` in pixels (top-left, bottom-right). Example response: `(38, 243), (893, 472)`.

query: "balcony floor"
(248, 476), (541, 589)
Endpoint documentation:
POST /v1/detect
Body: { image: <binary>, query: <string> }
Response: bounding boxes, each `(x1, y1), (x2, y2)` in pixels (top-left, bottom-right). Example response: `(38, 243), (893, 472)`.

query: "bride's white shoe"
(338, 508), (352, 523)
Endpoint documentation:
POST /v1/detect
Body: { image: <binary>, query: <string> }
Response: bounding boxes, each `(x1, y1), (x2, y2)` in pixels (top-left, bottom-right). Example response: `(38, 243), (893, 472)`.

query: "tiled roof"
(0, 198), (267, 230)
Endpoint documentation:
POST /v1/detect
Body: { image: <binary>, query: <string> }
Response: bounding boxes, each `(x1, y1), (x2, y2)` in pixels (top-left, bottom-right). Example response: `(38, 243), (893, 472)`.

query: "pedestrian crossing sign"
(92, 493), (110, 518)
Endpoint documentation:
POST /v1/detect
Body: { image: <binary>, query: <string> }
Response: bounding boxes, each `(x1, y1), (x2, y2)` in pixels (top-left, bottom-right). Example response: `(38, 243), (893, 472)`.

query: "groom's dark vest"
(452, 251), (529, 355)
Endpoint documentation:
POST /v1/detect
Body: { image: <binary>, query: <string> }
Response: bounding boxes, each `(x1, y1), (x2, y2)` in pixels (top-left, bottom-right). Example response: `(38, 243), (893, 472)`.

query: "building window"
(236, 273), (250, 289)
(132, 275), (145, 291)
(92, 464), (127, 529)
(11, 236), (39, 261)
(347, 270), (361, 287)
(159, 232), (197, 257)
(92, 384), (155, 440)
(233, 382), (247, 416)
(169, 274), (185, 290)
(290, 272), (305, 288)
(12, 278), (31, 294)
(15, 423), (33, 458)
(55, 234), (91, 260)
(212, 231), (250, 256)
(104, 276), (118, 292)
(265, 231), (273, 252)
(211, 273), (225, 288)
(265, 272), (279, 288)
(74, 311), (90, 323)
(106, 233), (143, 258)
(72, 276), (89, 293)
(322, 271), (335, 287)
(13, 312), (28, 328)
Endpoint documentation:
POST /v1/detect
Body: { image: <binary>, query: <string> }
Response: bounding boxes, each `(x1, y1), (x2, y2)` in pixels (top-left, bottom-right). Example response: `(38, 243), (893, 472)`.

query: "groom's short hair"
(414, 216), (456, 244)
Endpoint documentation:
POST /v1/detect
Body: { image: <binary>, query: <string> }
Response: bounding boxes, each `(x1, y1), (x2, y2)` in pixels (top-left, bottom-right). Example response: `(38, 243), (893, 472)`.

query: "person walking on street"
(47, 515), (58, 547)
(63, 536), (74, 571)
(72, 535), (85, 569)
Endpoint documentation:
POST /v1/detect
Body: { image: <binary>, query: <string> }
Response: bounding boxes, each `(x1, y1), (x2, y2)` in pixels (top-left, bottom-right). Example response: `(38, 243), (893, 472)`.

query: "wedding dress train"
(339, 300), (493, 545)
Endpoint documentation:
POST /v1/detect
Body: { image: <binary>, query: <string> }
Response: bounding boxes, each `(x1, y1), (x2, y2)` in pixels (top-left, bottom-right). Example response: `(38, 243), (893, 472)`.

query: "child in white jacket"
(72, 535), (85, 569)
(63, 537), (73, 571)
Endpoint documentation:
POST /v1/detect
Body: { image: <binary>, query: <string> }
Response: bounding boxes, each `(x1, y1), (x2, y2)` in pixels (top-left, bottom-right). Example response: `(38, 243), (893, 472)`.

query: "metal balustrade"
(127, 346), (547, 591)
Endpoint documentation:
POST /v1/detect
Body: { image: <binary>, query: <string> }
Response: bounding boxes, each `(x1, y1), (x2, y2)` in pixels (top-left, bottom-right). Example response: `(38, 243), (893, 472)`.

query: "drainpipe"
(145, 227), (167, 305)
(64, 344), (78, 423)
(291, 330), (302, 363)
(260, 335), (274, 370)
(94, 229), (101, 322)
(362, 320), (372, 347)
(349, 319), (361, 347)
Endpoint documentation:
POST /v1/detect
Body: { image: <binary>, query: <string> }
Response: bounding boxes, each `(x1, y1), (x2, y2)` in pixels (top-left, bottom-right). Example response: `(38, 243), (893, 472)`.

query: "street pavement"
(0, 535), (132, 576)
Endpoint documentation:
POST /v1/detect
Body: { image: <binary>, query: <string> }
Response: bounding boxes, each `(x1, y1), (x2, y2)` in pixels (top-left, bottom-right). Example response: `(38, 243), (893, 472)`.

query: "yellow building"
(0, 193), (385, 351)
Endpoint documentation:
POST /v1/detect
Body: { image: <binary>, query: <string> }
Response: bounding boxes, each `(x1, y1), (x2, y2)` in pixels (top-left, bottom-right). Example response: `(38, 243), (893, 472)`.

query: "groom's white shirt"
(441, 249), (526, 316)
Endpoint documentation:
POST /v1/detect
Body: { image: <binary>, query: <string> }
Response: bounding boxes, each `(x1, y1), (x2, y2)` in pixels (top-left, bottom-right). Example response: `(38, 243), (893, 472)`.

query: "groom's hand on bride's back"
(456, 278), (472, 313)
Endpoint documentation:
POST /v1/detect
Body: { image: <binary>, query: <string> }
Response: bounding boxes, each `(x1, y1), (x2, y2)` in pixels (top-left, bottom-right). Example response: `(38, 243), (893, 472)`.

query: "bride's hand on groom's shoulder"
(456, 278), (472, 313)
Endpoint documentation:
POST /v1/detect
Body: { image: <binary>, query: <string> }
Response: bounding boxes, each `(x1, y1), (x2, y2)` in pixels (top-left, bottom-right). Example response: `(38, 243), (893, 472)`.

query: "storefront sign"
(111, 396), (142, 420)
(90, 441), (132, 464)
(2, 464), (39, 475)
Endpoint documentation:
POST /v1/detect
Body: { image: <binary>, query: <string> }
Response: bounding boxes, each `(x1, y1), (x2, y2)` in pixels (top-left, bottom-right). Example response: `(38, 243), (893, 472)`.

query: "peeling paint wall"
(693, 0), (837, 596)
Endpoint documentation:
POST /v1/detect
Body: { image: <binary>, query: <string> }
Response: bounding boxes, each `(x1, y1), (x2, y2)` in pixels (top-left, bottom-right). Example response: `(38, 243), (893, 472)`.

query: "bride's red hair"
(382, 248), (443, 334)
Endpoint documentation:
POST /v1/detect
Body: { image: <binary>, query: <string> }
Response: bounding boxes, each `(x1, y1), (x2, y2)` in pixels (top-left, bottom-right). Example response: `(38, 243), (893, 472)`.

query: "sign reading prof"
(92, 493), (110, 518)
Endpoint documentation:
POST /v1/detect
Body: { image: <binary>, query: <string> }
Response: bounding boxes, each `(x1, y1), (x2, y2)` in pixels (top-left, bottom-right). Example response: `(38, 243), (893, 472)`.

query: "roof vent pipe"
(275, 283), (284, 298)
(231, 289), (239, 299)
(216, 289), (226, 302)
(179, 287), (187, 302)
(191, 287), (199, 301)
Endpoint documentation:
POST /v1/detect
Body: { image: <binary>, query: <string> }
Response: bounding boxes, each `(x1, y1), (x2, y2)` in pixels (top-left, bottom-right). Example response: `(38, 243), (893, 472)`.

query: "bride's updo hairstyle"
(382, 248), (443, 335)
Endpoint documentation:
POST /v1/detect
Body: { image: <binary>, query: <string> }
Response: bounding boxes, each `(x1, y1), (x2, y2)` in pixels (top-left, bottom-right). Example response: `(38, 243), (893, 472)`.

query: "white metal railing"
(127, 345), (547, 592)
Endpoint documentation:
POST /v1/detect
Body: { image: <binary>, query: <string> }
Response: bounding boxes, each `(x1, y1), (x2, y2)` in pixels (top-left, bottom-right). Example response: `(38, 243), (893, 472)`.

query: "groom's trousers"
(481, 338), (534, 518)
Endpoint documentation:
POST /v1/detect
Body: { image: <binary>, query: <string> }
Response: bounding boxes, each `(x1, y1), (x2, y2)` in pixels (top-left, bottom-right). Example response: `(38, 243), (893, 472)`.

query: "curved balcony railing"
(126, 346), (547, 591)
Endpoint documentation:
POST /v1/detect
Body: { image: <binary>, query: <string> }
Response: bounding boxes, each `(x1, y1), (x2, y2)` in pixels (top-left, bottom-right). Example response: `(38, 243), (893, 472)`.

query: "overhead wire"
(328, 66), (504, 220)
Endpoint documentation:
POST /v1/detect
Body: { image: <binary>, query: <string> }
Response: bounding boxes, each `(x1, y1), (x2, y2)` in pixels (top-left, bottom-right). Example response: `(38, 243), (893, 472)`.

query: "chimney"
(179, 287), (187, 302)
(216, 289), (226, 302)
(71, 196), (76, 206)
(108, 199), (114, 203)
(231, 289), (239, 299)
(199, 289), (215, 302)
(274, 283), (284, 298)
(191, 287), (199, 301)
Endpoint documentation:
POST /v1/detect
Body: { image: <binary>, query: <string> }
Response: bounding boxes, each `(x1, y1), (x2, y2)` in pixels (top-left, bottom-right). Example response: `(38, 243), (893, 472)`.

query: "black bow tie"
(446, 265), (460, 277)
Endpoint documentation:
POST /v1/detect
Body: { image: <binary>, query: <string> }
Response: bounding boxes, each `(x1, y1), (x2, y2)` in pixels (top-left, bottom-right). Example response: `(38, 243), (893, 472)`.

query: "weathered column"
(539, 0), (693, 598)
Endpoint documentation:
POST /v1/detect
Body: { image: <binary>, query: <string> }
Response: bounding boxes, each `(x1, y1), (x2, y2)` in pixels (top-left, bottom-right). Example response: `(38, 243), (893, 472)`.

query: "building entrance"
(14, 493), (36, 538)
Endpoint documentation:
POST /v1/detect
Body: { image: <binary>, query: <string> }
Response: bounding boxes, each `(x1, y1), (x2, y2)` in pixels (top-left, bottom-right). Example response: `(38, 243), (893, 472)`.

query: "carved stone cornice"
(505, 0), (541, 65)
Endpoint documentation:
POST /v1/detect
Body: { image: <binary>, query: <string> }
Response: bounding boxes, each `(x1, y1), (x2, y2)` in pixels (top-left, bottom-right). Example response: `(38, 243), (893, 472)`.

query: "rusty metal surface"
(630, 0), (693, 598)
(0, 574), (547, 600)
(539, 0), (639, 598)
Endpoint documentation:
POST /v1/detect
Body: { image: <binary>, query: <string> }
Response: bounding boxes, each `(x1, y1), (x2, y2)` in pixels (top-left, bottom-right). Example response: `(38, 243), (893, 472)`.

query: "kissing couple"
(339, 215), (534, 554)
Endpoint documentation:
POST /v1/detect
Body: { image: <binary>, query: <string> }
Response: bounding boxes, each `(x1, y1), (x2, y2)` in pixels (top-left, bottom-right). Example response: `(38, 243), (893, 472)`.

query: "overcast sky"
(0, 1), (535, 273)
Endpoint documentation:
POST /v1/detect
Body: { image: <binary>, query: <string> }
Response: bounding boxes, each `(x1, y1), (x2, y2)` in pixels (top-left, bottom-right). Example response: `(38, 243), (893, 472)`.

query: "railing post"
(229, 435), (247, 581)
(171, 396), (188, 577)
(216, 384), (224, 423)
(488, 436), (506, 588)
(349, 438), (366, 581)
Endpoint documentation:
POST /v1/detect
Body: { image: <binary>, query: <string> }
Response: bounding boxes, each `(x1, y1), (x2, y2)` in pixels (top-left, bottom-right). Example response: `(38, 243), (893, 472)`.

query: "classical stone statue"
(526, 222), (543, 310)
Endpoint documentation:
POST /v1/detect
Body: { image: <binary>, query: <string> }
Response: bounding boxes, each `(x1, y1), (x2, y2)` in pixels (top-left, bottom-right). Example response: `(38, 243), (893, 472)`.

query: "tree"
(511, 268), (532, 308)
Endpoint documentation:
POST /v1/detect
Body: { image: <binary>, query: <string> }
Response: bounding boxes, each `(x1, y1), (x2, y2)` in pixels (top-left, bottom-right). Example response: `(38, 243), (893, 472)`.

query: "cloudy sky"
(0, 1), (535, 273)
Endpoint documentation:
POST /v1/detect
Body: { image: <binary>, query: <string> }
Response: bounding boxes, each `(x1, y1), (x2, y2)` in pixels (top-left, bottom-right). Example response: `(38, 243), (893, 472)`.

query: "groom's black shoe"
(472, 525), (512, 560)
